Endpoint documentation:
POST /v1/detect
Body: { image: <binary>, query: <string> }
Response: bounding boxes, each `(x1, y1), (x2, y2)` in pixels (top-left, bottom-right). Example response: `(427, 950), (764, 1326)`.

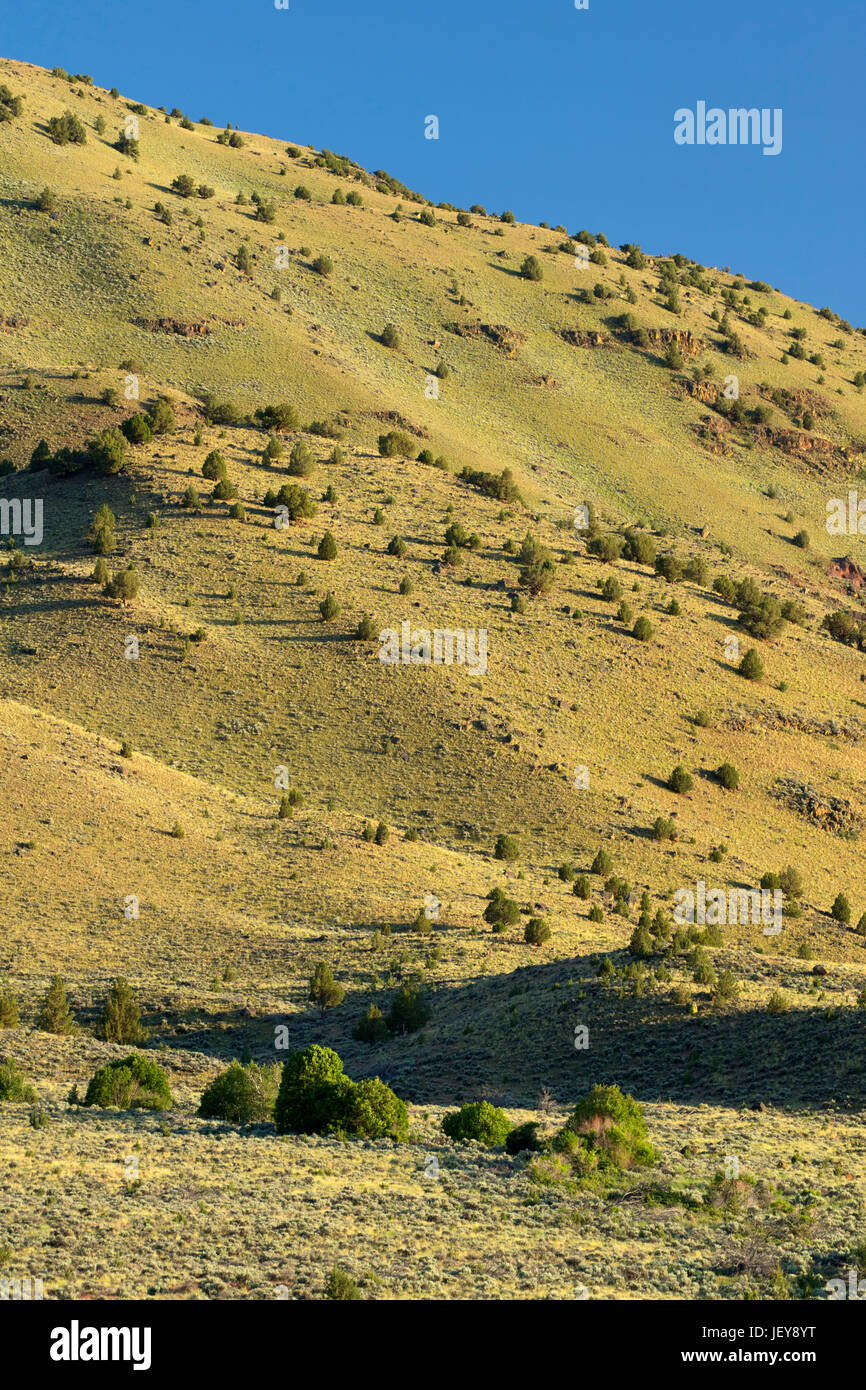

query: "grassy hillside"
(1, 56), (865, 1302)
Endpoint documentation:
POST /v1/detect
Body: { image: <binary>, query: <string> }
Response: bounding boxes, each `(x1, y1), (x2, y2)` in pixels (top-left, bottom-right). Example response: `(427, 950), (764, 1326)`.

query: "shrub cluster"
(84, 1053), (172, 1110)
(199, 1060), (281, 1124)
(273, 1045), (407, 1140)
(442, 1101), (511, 1145)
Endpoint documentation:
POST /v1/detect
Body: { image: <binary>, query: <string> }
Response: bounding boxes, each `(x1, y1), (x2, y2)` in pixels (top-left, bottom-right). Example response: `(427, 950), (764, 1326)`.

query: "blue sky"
(5, 0), (864, 322)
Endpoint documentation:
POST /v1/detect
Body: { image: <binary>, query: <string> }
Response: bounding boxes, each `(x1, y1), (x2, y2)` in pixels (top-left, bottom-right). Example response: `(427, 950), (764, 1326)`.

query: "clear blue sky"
(6, 0), (865, 322)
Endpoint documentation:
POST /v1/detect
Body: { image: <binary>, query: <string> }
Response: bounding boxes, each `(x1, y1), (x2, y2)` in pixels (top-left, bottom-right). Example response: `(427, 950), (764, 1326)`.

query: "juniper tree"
(97, 977), (145, 1044)
(309, 962), (345, 1016)
(36, 976), (77, 1035)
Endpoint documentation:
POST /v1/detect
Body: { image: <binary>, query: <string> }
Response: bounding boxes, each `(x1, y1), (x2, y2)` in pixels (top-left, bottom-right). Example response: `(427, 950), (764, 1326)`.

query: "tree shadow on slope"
(320, 955), (866, 1113)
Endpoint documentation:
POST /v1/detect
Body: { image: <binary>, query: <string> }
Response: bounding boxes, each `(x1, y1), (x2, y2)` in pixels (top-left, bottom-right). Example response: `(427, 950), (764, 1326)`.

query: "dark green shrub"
(0, 1059), (35, 1103)
(713, 970), (740, 1003)
(275, 483), (317, 521)
(683, 556), (708, 585)
(104, 566), (141, 602)
(34, 186), (58, 215)
(380, 323), (401, 349)
(0, 986), (19, 1028)
(655, 554), (684, 583)
(317, 530), (337, 560)
(324, 1266), (362, 1300)
(288, 440), (315, 477)
(255, 403), (299, 433)
(667, 764), (693, 794)
(737, 591), (785, 640)
(378, 430), (416, 457)
(632, 616), (654, 641)
(309, 962), (345, 1015)
(48, 110), (87, 145)
(652, 816), (677, 841)
(122, 413), (154, 446)
(87, 503), (116, 555)
(521, 255), (543, 281)
(831, 893), (852, 925)
(717, 762), (739, 790)
(171, 173), (196, 197)
(387, 981), (430, 1034)
(506, 1121), (542, 1154)
(494, 834), (519, 861)
(525, 917), (551, 946)
(341, 1077), (408, 1140)
(588, 534), (624, 563)
(36, 976), (77, 1034)
(96, 977), (145, 1044)
(84, 1053), (172, 1110)
(0, 85), (24, 122)
(559, 1083), (654, 1171)
(623, 529), (656, 567)
(483, 888), (520, 929)
(88, 427), (127, 475)
(202, 450), (228, 482)
(519, 557), (556, 595)
(273, 1046), (348, 1134)
(629, 925), (653, 958)
(352, 1004), (389, 1043)
(442, 1101), (511, 1146)
(692, 950), (717, 987)
(319, 593), (340, 620)
(591, 848), (613, 875)
(148, 400), (175, 435)
(739, 647), (764, 681)
(573, 875), (591, 899)
(198, 1060), (280, 1124)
